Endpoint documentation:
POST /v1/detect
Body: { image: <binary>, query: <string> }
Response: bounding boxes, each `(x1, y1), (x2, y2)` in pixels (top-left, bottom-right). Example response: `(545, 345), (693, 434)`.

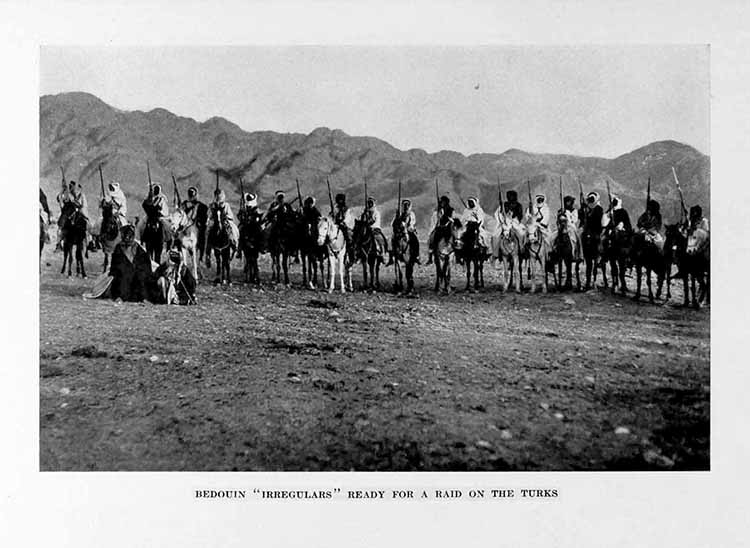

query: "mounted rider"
(332, 193), (355, 261)
(458, 196), (489, 249)
(181, 186), (209, 261)
(503, 190), (525, 223)
(530, 193), (551, 237)
(360, 196), (390, 259)
(207, 188), (240, 248)
(266, 190), (294, 225)
(101, 181), (128, 227)
(607, 194), (632, 233)
(689, 205), (709, 233)
(636, 199), (665, 250)
(391, 198), (421, 264)
(553, 194), (583, 257)
(238, 192), (262, 225)
(68, 181), (90, 248)
(427, 195), (456, 262)
(301, 196), (322, 230)
(140, 182), (169, 242)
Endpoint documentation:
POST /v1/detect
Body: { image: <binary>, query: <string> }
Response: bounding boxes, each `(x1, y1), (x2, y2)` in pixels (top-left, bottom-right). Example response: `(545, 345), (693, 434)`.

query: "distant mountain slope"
(40, 92), (710, 230)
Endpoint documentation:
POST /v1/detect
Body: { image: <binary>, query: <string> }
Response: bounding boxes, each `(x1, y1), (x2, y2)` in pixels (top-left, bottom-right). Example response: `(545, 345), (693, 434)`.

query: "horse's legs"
(444, 256), (451, 292)
(541, 258), (548, 294)
(575, 261), (581, 291)
(691, 272), (699, 309)
(646, 268), (654, 303)
(76, 242), (86, 278)
(406, 262), (414, 292)
(340, 256), (348, 293)
(282, 251), (290, 286)
(618, 259), (627, 295)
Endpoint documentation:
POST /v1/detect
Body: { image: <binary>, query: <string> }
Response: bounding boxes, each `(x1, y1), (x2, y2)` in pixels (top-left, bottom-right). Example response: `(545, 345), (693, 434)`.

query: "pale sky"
(40, 45), (709, 158)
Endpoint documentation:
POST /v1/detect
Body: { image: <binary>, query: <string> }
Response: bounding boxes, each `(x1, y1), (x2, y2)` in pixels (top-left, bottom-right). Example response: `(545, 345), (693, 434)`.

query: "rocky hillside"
(40, 92), (710, 229)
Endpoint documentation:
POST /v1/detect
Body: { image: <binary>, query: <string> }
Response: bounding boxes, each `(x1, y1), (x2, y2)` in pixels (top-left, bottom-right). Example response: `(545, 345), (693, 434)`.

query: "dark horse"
(664, 224), (710, 308)
(457, 221), (488, 292)
(548, 214), (581, 291)
(631, 231), (667, 303)
(238, 211), (266, 285)
(392, 224), (418, 294)
(267, 210), (298, 286)
(600, 224), (632, 295)
(207, 217), (235, 285)
(298, 215), (326, 290)
(99, 201), (121, 273)
(433, 219), (455, 293)
(580, 219), (603, 290)
(59, 202), (88, 278)
(39, 213), (48, 258)
(352, 219), (387, 291)
(141, 209), (171, 264)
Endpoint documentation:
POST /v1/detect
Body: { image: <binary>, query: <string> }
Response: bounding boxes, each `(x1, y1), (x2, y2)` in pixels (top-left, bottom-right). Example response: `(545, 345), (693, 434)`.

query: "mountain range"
(40, 92), (710, 230)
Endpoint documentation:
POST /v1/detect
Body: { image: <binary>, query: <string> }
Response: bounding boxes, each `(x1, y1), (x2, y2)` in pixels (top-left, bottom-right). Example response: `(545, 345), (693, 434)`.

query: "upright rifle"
(397, 179), (402, 212)
(527, 179), (533, 217)
(578, 178), (587, 218)
(671, 166), (689, 223)
(435, 179), (439, 212)
(146, 161), (153, 195)
(605, 179), (613, 227)
(296, 178), (303, 211)
(172, 173), (181, 207)
(98, 164), (105, 199)
(326, 178), (334, 216)
(497, 175), (504, 221)
(646, 176), (651, 212)
(239, 176), (245, 212)
(559, 176), (564, 215)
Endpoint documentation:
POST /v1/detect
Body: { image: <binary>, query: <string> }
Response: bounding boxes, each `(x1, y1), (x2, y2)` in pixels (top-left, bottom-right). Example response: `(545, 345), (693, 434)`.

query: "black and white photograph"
(38, 44), (710, 472)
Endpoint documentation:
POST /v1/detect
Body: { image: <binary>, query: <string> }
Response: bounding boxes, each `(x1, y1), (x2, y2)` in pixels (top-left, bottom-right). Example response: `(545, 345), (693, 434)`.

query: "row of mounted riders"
(44, 188), (710, 308)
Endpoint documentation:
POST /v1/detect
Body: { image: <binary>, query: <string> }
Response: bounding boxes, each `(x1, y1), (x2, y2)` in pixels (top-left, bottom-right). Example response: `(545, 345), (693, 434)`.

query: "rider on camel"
(391, 198), (420, 265)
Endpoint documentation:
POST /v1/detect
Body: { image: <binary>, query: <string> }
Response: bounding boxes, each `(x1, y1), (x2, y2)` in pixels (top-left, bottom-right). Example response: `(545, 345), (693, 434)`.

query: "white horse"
(491, 213), (526, 293)
(317, 215), (352, 293)
(523, 215), (553, 294)
(167, 208), (200, 281)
